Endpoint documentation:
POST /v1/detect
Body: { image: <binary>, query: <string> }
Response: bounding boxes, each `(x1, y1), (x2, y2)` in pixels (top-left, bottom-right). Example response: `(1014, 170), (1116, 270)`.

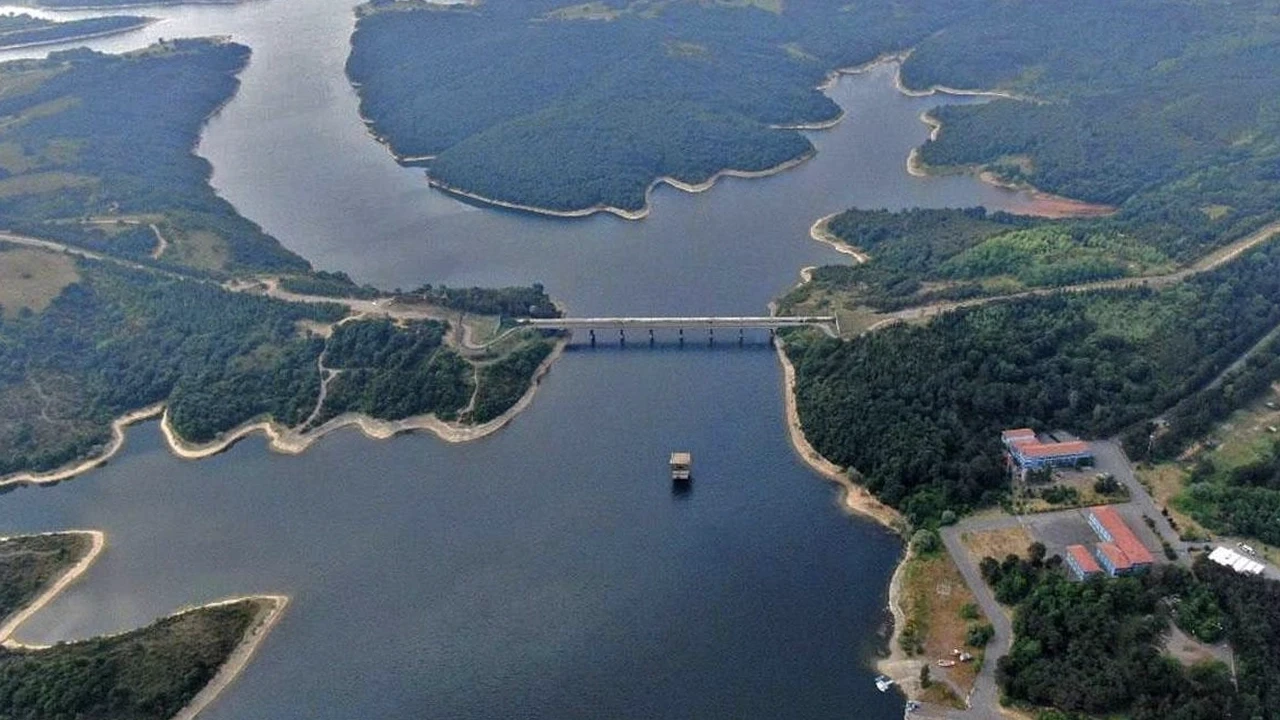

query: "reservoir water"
(0, 2), (1050, 717)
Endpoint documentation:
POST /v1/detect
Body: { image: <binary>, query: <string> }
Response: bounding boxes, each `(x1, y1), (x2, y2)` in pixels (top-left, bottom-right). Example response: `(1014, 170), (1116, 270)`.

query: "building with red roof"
(1065, 544), (1102, 580)
(1001, 429), (1093, 470)
(1086, 506), (1155, 575)
(1095, 543), (1134, 576)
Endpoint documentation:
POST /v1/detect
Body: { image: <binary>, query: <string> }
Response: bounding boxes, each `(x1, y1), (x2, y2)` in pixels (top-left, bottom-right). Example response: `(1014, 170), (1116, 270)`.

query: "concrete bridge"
(516, 316), (839, 345)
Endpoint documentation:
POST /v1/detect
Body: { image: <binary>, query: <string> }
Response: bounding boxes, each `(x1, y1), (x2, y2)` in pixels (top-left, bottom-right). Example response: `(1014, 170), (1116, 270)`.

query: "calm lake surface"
(0, 2), (1047, 717)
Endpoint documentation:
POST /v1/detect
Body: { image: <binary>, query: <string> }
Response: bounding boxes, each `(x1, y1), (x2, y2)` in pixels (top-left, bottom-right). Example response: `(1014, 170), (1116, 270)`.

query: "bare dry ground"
(0, 245), (79, 318)
(1163, 624), (1232, 669)
(961, 526), (1034, 563)
(897, 551), (988, 707)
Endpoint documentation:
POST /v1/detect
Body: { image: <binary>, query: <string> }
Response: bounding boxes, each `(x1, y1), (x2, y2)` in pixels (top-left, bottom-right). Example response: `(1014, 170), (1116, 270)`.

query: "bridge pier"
(518, 316), (838, 347)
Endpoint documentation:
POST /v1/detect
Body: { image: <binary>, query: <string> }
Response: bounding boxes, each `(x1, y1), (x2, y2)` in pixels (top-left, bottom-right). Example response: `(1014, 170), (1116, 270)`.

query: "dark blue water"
(4, 348), (902, 719)
(0, 1), (1047, 716)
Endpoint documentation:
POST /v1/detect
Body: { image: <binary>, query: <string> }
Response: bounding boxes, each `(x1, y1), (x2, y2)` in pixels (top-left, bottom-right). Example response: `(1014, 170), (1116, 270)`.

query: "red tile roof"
(1002, 428), (1037, 442)
(1067, 545), (1101, 574)
(1098, 542), (1133, 571)
(1018, 440), (1091, 458)
(1091, 506), (1155, 565)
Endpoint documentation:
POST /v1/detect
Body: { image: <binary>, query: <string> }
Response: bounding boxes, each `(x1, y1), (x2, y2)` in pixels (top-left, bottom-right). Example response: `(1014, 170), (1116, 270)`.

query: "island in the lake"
(0, 530), (287, 720)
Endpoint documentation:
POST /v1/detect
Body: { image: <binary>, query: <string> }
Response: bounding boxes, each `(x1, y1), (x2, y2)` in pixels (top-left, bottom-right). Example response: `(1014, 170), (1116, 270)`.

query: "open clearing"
(960, 526), (1034, 563)
(899, 551), (985, 704)
(0, 246), (79, 318)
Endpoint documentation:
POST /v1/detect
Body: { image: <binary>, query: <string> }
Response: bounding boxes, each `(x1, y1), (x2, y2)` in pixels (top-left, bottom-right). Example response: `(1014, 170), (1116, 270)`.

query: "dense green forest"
(0, 248), (563, 477)
(786, 239), (1280, 524)
(0, 13), (149, 50)
(0, 600), (262, 720)
(348, 0), (1280, 229)
(278, 270), (381, 299)
(0, 38), (305, 273)
(784, 208), (1173, 312)
(0, 251), (344, 474)
(1145, 336), (1280, 462)
(908, 0), (1280, 246)
(347, 0), (988, 213)
(985, 549), (1280, 720)
(315, 321), (555, 426)
(0, 533), (91, 621)
(470, 339), (555, 424)
(314, 318), (473, 424)
(409, 283), (560, 319)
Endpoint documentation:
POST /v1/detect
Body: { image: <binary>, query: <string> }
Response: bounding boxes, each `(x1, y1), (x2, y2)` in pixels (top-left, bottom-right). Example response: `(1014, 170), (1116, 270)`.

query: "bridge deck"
(518, 316), (836, 331)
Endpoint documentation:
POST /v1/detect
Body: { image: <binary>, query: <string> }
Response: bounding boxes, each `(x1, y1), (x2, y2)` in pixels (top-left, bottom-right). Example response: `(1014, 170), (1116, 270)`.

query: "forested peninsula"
(0, 39), (564, 485)
(0, 531), (287, 720)
(346, 0), (986, 217)
(347, 0), (1267, 219)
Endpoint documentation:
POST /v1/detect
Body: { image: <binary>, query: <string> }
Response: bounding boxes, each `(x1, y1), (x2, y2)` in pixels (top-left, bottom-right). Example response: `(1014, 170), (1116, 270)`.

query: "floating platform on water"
(669, 452), (691, 481)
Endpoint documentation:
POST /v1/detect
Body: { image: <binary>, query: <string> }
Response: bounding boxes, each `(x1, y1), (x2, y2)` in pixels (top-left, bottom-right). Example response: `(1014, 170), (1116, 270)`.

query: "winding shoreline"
(425, 151), (817, 221)
(0, 404), (165, 490)
(907, 138), (1117, 219)
(809, 213), (871, 263)
(0, 530), (287, 720)
(777, 336), (924, 699)
(905, 94), (1117, 219)
(169, 594), (289, 720)
(0, 529), (106, 647)
(0, 337), (567, 489)
(774, 340), (903, 533)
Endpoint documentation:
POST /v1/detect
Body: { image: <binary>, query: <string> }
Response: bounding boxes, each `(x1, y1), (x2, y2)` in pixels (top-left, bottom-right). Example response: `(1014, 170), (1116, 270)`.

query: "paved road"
(866, 220), (1280, 333)
(1092, 440), (1190, 559)
(939, 526), (1010, 720)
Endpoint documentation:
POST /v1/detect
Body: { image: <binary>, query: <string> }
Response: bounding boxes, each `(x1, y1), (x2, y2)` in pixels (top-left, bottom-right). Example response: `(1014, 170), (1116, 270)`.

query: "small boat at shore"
(875, 674), (895, 692)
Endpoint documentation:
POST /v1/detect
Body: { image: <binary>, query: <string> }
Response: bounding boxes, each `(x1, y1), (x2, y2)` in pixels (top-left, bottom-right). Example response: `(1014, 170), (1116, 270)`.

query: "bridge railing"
(516, 316), (837, 330)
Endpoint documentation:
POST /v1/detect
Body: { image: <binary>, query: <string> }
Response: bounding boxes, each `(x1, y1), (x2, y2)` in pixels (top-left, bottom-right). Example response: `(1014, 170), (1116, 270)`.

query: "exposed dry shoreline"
(170, 595), (289, 720)
(875, 551), (916, 689)
(0, 530), (287, 720)
(0, 405), (165, 490)
(809, 213), (870, 263)
(774, 341), (904, 532)
(903, 94), (1117, 219)
(908, 137), (1116, 219)
(0, 530), (106, 647)
(425, 151), (817, 221)
(0, 338), (566, 489)
(778, 337), (920, 696)
(158, 335), (564, 458)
